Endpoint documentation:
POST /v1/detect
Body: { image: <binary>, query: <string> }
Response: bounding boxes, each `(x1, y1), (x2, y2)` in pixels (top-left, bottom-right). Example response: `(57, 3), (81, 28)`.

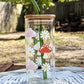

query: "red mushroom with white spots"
(39, 44), (52, 53)
(39, 44), (52, 59)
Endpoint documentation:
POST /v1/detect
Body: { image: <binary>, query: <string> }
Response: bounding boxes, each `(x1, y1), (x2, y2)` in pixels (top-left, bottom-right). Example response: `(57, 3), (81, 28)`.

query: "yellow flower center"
(43, 33), (46, 36)
(29, 51), (32, 53)
(45, 66), (47, 69)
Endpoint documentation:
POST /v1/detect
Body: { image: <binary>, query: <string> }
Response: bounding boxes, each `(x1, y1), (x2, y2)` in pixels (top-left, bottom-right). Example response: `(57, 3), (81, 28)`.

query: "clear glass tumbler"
(25, 14), (56, 83)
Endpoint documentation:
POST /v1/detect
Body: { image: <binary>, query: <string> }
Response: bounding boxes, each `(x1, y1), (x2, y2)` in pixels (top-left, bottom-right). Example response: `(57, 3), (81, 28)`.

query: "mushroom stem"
(43, 53), (48, 59)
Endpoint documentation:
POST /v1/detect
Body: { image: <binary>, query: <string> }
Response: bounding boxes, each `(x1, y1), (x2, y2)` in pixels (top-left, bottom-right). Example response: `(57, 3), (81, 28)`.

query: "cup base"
(28, 78), (53, 84)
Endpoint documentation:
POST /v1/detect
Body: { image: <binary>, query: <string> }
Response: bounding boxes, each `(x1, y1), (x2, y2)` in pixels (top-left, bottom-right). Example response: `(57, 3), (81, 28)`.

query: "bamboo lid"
(25, 14), (56, 24)
(24, 14), (56, 19)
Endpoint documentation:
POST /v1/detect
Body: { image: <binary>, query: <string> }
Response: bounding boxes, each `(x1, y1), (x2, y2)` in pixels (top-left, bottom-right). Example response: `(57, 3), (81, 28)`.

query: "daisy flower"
(40, 30), (49, 40)
(27, 47), (35, 56)
(42, 63), (50, 72)
(36, 57), (42, 65)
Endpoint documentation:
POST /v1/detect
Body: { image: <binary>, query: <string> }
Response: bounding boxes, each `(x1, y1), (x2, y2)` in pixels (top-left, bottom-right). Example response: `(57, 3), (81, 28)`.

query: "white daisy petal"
(42, 63), (50, 72)
(36, 57), (42, 65)
(40, 30), (49, 40)
(28, 47), (35, 56)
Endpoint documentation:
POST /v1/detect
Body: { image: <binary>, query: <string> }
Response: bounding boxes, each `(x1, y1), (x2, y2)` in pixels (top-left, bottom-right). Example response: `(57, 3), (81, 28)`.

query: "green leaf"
(31, 0), (40, 14)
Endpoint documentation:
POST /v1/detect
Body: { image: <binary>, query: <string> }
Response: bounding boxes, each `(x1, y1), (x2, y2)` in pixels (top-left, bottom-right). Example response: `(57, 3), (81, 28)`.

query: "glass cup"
(25, 14), (56, 83)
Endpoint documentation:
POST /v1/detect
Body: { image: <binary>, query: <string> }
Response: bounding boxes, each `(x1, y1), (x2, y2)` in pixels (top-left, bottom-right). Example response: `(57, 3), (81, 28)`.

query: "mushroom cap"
(26, 28), (37, 37)
(39, 44), (52, 53)
(26, 60), (38, 70)
(34, 42), (40, 50)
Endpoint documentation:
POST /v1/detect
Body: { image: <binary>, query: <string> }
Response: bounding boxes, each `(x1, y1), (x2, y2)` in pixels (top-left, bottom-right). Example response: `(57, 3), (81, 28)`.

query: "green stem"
(41, 53), (45, 64)
(34, 38), (37, 63)
(39, 24), (47, 79)
(31, 0), (40, 14)
(31, 0), (47, 80)
(43, 71), (47, 79)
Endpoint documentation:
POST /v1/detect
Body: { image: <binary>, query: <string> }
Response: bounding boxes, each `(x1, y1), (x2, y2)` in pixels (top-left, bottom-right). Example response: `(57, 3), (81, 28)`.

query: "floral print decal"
(36, 57), (42, 65)
(39, 44), (52, 53)
(26, 28), (37, 37)
(26, 60), (38, 70)
(28, 47), (35, 56)
(42, 63), (50, 72)
(34, 42), (40, 50)
(40, 30), (49, 40)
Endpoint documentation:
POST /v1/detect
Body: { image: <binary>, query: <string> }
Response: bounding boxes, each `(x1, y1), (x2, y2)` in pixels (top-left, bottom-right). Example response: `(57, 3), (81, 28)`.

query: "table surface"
(0, 67), (84, 84)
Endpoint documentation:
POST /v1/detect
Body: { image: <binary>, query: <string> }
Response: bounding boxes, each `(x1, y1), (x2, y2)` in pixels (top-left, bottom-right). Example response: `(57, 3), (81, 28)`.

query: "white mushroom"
(34, 42), (40, 50)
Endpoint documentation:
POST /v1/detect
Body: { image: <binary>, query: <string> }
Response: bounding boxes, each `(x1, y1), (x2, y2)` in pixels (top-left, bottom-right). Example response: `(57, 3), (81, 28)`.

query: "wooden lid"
(24, 14), (56, 19)
(28, 22), (53, 24)
(25, 14), (56, 24)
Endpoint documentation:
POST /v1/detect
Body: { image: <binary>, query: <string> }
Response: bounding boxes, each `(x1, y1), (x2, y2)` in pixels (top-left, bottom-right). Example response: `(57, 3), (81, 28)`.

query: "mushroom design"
(43, 53), (48, 59)
(26, 60), (38, 70)
(39, 44), (52, 59)
(39, 44), (52, 53)
(26, 28), (37, 37)
(26, 37), (33, 44)
(34, 42), (40, 50)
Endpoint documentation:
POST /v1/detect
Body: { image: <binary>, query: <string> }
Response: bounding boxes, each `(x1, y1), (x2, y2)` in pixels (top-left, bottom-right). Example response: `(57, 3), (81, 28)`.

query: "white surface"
(0, 67), (84, 84)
